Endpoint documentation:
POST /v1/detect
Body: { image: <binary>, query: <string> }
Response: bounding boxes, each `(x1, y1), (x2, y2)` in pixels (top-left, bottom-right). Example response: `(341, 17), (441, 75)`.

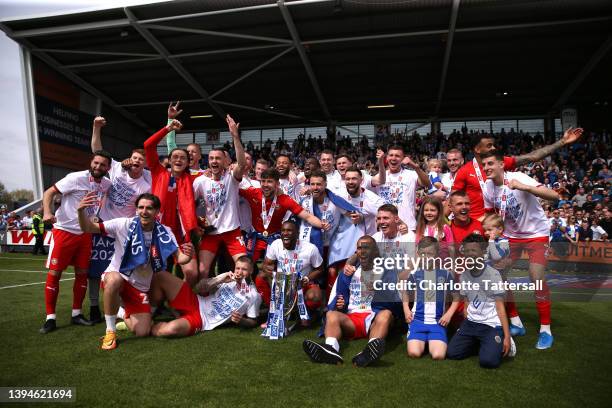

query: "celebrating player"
(452, 128), (583, 221)
(342, 167), (385, 236)
(376, 145), (430, 231)
(240, 169), (328, 304)
(193, 114), (248, 281)
(303, 235), (393, 367)
(89, 115), (152, 322)
(481, 150), (560, 349)
(77, 193), (192, 350)
(149, 256), (262, 337)
(263, 221), (323, 317)
(143, 118), (199, 281)
(39, 151), (112, 334)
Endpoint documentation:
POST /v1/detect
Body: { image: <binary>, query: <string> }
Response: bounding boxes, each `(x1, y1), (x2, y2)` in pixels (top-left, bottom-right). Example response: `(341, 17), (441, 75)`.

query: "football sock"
(105, 315), (117, 332)
(44, 273), (60, 316)
(540, 324), (551, 335)
(505, 289), (520, 318)
(325, 337), (340, 352)
(117, 306), (126, 320)
(72, 273), (88, 311)
(255, 276), (271, 305)
(510, 316), (524, 328)
(535, 281), (551, 325)
(88, 277), (101, 307)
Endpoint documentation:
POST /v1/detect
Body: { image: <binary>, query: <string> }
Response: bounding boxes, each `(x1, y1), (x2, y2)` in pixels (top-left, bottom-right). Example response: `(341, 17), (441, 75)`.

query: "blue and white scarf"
(299, 189), (359, 256)
(119, 217), (177, 275)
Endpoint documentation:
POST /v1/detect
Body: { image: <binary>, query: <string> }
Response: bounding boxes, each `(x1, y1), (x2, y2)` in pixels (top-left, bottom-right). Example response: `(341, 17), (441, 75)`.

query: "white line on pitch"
(0, 257), (48, 261)
(0, 277), (75, 290)
(0, 269), (73, 274)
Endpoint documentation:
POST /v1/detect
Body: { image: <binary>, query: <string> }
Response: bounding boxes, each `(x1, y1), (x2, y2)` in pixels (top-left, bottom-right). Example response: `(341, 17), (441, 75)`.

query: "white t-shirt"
(482, 171), (549, 239)
(376, 169), (419, 230)
(238, 177), (261, 232)
(265, 239), (323, 276)
(461, 266), (505, 328)
(102, 217), (178, 292)
(346, 267), (375, 314)
(279, 177), (298, 201)
(325, 170), (344, 195)
(591, 225), (607, 241)
(193, 171), (241, 234)
(54, 170), (112, 234)
(440, 172), (455, 193)
(100, 159), (151, 221)
(198, 280), (261, 331)
(333, 170), (375, 196)
(341, 188), (385, 236)
(372, 230), (416, 259)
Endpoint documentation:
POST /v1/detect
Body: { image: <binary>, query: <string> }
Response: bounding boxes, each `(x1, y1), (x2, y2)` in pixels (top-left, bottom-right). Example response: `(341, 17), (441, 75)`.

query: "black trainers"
(303, 340), (343, 365)
(71, 314), (94, 326)
(39, 319), (56, 334)
(352, 338), (386, 367)
(89, 306), (103, 324)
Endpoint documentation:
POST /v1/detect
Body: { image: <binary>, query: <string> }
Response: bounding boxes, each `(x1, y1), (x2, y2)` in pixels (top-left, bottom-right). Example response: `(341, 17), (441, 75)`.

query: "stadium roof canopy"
(1, 0), (611, 132)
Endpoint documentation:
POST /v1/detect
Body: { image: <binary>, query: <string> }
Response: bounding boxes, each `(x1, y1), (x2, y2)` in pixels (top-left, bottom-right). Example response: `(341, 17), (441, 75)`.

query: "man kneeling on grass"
(149, 256), (262, 337)
(78, 192), (193, 350)
(446, 233), (516, 368)
(303, 235), (393, 367)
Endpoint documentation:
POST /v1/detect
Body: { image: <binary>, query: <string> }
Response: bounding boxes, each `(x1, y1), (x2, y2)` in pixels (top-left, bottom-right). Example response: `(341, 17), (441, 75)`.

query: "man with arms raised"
(193, 115), (247, 280)
(78, 193), (192, 349)
(481, 151), (559, 349)
(164, 102), (205, 180)
(452, 128), (583, 221)
(39, 151), (112, 334)
(144, 118), (199, 282)
(89, 116), (152, 323)
(303, 235), (393, 367)
(376, 145), (430, 231)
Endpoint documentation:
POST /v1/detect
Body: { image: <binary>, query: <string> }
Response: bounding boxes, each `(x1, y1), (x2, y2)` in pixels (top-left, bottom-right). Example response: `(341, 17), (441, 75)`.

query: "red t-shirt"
(239, 188), (303, 233)
(451, 218), (485, 245)
(452, 156), (516, 219)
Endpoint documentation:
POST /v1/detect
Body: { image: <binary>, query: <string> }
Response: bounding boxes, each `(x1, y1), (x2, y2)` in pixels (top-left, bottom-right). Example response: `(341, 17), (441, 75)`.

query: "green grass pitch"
(1, 253), (611, 407)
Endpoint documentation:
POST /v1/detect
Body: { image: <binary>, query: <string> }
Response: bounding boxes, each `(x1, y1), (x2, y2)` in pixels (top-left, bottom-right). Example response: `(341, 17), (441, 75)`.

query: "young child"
(482, 213), (524, 336)
(427, 158), (446, 196)
(482, 213), (510, 265)
(403, 237), (459, 359)
(416, 196), (455, 259)
(447, 233), (516, 368)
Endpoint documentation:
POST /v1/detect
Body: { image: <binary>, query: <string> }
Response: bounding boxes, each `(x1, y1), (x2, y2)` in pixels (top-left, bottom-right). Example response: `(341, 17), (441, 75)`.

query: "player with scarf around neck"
(78, 192), (194, 350)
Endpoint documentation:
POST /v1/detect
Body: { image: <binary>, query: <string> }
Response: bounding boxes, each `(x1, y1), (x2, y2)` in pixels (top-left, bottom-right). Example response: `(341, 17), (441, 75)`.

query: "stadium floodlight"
(190, 115), (213, 118)
(367, 104), (395, 109)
